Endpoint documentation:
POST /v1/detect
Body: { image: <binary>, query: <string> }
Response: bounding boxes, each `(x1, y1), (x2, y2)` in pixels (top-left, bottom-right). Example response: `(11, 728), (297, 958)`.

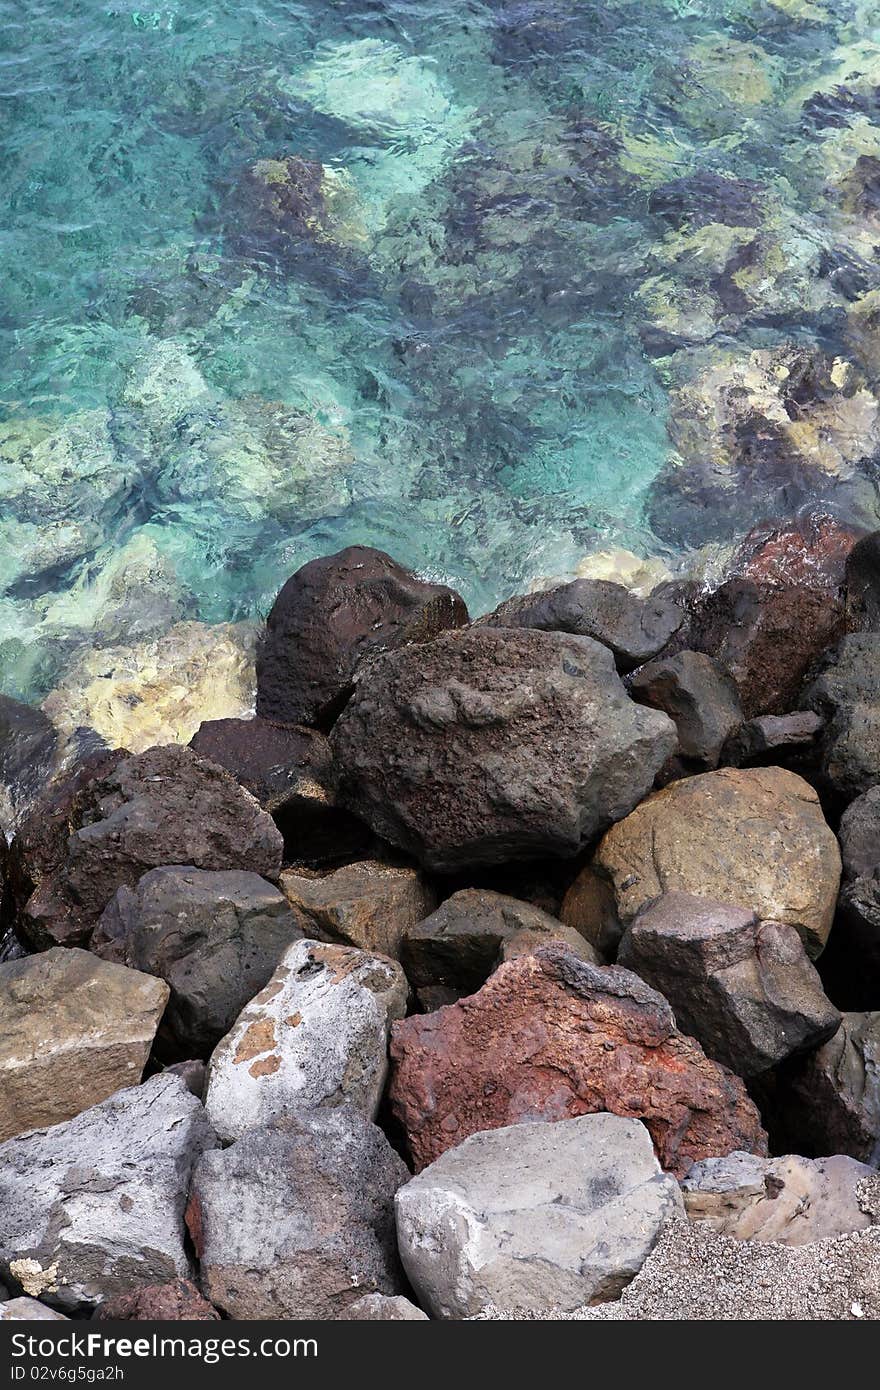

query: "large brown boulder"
(280, 860), (435, 959)
(588, 767), (841, 958)
(388, 944), (767, 1178)
(330, 627), (676, 873)
(255, 546), (468, 727)
(618, 893), (840, 1077)
(0, 947), (169, 1141)
(10, 745), (284, 950)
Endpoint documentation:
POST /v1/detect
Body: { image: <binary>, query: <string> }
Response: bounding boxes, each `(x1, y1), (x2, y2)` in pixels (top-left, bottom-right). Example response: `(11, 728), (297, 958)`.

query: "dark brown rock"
(478, 578), (683, 673)
(618, 893), (841, 1077)
(721, 711), (824, 767)
(330, 627), (676, 873)
(402, 888), (598, 998)
(845, 530), (880, 632)
(93, 1280), (219, 1321)
(10, 745), (283, 949)
(256, 546), (468, 727)
(388, 944), (768, 1178)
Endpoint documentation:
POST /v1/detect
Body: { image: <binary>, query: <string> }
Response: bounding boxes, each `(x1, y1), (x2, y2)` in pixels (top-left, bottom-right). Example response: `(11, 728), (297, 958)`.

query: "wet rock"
(682, 1151), (877, 1245)
(845, 530), (880, 631)
(840, 786), (880, 880)
(11, 744), (284, 950)
(402, 888), (597, 999)
(396, 1114), (683, 1318)
(721, 711), (824, 767)
(589, 767), (841, 958)
(618, 893), (840, 1077)
(629, 650), (742, 768)
(189, 715), (365, 860)
(204, 939), (408, 1142)
(93, 1280), (219, 1321)
(478, 578), (683, 673)
(330, 627), (676, 873)
(802, 633), (880, 800)
(389, 944), (767, 1178)
(648, 171), (763, 231)
(227, 155), (359, 266)
(0, 696), (57, 829)
(280, 861), (435, 959)
(41, 621), (256, 756)
(91, 867), (307, 1059)
(0, 947), (169, 1141)
(779, 1012), (880, 1163)
(256, 546), (467, 728)
(343, 1293), (427, 1320)
(188, 1108), (407, 1320)
(0, 1075), (217, 1313)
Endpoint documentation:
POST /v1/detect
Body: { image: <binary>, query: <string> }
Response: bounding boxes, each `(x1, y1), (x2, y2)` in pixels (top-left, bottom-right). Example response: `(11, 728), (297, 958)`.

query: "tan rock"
(590, 767), (841, 957)
(280, 860), (435, 958)
(0, 948), (169, 1141)
(42, 620), (256, 753)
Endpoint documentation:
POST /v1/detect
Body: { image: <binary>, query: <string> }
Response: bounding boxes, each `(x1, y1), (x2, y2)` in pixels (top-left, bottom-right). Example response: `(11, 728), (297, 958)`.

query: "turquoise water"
(4, 0), (880, 702)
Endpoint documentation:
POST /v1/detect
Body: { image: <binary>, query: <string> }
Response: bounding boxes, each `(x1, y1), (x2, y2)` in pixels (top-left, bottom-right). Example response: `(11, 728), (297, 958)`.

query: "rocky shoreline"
(1, 523), (880, 1321)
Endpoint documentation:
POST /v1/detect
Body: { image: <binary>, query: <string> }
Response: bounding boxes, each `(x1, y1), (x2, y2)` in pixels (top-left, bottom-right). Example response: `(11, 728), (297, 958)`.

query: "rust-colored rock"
(388, 945), (767, 1178)
(94, 1280), (219, 1321)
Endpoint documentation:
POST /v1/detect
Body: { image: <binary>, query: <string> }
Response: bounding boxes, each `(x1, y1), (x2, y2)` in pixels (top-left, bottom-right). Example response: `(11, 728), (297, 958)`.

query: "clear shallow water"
(4, 0), (880, 703)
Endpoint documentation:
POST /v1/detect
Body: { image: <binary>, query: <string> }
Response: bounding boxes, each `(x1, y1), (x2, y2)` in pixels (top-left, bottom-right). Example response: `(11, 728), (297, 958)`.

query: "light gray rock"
(395, 1113), (683, 1318)
(0, 1075), (217, 1313)
(682, 1151), (878, 1245)
(0, 1298), (68, 1321)
(331, 627), (677, 872)
(618, 893), (841, 1077)
(0, 947), (170, 1141)
(343, 1293), (428, 1320)
(92, 867), (308, 1058)
(204, 939), (408, 1142)
(189, 1108), (408, 1320)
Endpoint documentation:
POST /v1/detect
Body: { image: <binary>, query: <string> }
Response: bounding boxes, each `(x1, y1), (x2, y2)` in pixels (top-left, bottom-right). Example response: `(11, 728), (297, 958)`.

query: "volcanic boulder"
(330, 627), (677, 873)
(255, 545), (467, 727)
(388, 944), (767, 1178)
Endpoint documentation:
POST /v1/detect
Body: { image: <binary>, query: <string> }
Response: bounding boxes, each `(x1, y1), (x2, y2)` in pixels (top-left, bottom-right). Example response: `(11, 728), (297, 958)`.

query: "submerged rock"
(331, 627), (676, 872)
(396, 1114), (683, 1318)
(389, 944), (767, 1178)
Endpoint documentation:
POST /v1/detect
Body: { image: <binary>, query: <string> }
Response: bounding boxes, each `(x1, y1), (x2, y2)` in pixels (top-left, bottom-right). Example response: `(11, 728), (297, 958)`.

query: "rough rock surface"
(802, 634), (880, 801)
(839, 785), (880, 880)
(396, 1114), (683, 1318)
(256, 545), (468, 727)
(590, 766), (841, 958)
(389, 945), (767, 1178)
(0, 947), (169, 1141)
(280, 861), (435, 959)
(93, 1280), (220, 1321)
(478, 578), (683, 672)
(11, 744), (284, 949)
(331, 627), (676, 872)
(204, 938), (408, 1141)
(822, 875), (880, 1010)
(779, 1012), (880, 1163)
(844, 529), (880, 632)
(721, 711), (823, 767)
(629, 650), (742, 768)
(0, 1075), (217, 1313)
(343, 1293), (428, 1321)
(91, 867), (307, 1058)
(403, 888), (598, 998)
(188, 1108), (408, 1320)
(682, 1151), (878, 1245)
(0, 695), (57, 829)
(0, 1298), (68, 1321)
(477, 1219), (880, 1320)
(617, 893), (840, 1077)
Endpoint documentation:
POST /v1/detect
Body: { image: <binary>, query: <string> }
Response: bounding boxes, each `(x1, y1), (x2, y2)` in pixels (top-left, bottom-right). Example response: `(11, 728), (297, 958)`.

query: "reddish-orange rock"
(93, 1279), (219, 1321)
(388, 945), (767, 1178)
